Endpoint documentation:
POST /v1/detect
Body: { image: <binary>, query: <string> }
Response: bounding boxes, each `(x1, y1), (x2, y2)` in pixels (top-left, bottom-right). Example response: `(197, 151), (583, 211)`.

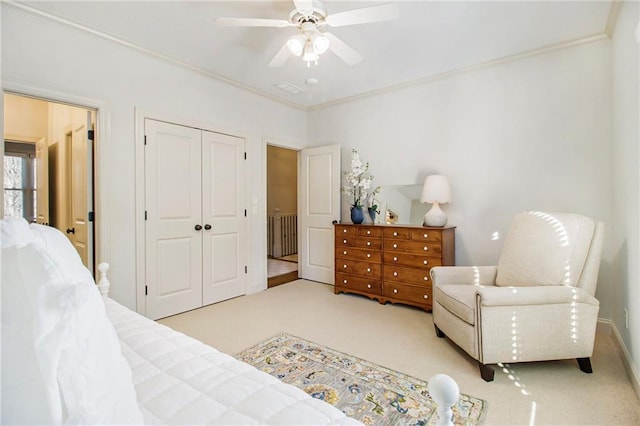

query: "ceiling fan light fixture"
(311, 33), (329, 54)
(303, 41), (319, 67)
(286, 34), (306, 56)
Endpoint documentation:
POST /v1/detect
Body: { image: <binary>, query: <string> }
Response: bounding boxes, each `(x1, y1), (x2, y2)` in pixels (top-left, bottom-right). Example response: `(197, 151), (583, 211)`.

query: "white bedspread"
(105, 299), (361, 425)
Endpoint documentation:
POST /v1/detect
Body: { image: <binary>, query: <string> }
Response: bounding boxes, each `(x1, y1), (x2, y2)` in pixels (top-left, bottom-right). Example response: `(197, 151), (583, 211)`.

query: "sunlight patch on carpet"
(236, 333), (487, 425)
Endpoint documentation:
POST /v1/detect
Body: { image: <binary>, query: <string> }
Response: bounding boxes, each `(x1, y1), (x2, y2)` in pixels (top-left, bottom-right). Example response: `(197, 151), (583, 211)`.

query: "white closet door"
(145, 119), (203, 320)
(202, 130), (246, 305)
(299, 144), (341, 284)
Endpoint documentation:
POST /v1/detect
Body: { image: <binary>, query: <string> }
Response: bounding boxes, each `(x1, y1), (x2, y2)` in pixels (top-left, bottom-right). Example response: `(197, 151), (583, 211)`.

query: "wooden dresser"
(334, 223), (455, 311)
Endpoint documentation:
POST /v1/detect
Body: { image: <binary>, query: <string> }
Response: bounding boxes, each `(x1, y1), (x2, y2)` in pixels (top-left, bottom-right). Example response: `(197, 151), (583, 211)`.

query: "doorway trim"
(262, 136), (304, 287)
(2, 80), (109, 273)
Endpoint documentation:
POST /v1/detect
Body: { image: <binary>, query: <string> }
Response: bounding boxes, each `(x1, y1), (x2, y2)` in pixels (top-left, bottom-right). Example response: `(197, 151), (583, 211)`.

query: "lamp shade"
(420, 175), (452, 204)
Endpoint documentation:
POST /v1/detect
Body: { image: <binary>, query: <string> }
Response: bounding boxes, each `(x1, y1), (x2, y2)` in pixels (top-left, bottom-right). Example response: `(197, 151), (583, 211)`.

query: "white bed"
(1, 218), (361, 425)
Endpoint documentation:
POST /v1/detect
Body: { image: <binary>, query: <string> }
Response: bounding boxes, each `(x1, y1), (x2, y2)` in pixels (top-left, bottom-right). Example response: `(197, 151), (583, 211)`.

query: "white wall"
(308, 39), (614, 319)
(611, 0), (640, 393)
(1, 4), (307, 309)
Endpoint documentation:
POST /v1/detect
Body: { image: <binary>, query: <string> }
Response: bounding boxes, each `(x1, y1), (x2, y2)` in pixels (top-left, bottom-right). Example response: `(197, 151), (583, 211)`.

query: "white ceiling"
(21, 1), (614, 109)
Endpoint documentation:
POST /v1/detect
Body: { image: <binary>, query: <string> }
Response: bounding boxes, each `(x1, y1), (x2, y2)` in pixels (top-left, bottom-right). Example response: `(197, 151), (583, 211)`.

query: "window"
(4, 142), (36, 222)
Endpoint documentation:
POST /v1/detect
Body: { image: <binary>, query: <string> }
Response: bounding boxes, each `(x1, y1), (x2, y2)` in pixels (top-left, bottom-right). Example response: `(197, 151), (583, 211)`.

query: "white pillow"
(30, 223), (94, 286)
(0, 216), (35, 248)
(1, 219), (143, 425)
(1, 246), (61, 424)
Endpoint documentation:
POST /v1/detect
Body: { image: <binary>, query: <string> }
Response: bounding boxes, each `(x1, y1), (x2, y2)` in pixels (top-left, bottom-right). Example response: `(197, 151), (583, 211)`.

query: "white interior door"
(201, 130), (246, 305)
(299, 144), (341, 284)
(145, 119), (203, 319)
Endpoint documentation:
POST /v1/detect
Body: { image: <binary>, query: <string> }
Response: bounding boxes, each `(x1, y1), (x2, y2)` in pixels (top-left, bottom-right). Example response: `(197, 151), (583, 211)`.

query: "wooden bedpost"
(97, 262), (111, 299)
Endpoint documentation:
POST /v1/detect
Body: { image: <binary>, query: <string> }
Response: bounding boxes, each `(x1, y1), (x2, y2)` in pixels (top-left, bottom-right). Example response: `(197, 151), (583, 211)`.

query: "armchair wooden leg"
(478, 362), (495, 382)
(434, 324), (446, 338)
(577, 357), (593, 374)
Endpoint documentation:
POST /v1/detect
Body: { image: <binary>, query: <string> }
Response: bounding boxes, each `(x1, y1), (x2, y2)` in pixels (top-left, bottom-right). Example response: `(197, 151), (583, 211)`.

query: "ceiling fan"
(214, 0), (399, 67)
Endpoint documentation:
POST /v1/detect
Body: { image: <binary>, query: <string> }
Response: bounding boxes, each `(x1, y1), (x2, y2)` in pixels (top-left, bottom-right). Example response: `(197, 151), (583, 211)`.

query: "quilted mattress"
(105, 298), (361, 425)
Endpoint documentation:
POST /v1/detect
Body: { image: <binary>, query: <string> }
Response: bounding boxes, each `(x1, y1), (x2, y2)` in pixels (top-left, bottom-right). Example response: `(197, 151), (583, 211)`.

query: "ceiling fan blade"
(293, 0), (314, 16)
(214, 17), (291, 28)
(268, 43), (292, 67)
(326, 3), (399, 27)
(323, 32), (363, 66)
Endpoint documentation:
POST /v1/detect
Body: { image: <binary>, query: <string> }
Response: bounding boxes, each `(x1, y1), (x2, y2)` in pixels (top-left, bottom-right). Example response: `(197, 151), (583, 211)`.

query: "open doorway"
(3, 92), (97, 275)
(266, 144), (298, 287)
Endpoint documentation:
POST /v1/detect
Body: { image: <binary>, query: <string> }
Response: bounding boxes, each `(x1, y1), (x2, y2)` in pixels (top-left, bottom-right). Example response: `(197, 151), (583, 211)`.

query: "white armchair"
(431, 212), (605, 382)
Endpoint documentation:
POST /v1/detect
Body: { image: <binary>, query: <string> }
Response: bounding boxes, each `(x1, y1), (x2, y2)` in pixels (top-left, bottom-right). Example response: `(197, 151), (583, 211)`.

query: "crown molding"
(308, 33), (607, 112)
(605, 0), (623, 38)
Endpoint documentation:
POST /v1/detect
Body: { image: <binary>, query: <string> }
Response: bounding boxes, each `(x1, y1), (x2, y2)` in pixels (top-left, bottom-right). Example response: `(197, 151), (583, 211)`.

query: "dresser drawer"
(383, 252), (442, 268)
(337, 236), (382, 249)
(336, 273), (381, 294)
(358, 227), (382, 237)
(336, 259), (381, 277)
(383, 282), (432, 305)
(335, 225), (358, 237)
(383, 265), (431, 285)
(384, 240), (442, 256)
(335, 247), (381, 263)
(410, 229), (443, 242)
(382, 227), (411, 239)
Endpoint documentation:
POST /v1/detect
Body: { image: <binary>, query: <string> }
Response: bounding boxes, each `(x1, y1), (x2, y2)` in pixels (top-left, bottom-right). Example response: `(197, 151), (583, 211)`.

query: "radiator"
(268, 213), (297, 258)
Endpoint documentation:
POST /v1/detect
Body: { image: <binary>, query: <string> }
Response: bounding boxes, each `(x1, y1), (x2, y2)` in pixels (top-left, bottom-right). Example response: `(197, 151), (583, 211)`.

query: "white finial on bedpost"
(97, 262), (111, 299)
(428, 374), (460, 426)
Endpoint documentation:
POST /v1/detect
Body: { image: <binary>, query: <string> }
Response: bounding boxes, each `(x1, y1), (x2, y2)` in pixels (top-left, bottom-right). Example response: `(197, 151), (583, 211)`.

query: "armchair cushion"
(476, 285), (600, 307)
(495, 212), (595, 287)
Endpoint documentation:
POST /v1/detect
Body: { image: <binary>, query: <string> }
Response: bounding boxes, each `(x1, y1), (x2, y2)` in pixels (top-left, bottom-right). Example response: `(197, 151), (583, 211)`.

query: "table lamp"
(420, 175), (452, 227)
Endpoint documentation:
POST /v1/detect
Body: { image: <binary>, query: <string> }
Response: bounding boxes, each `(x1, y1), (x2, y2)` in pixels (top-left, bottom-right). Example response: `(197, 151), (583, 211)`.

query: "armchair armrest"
(476, 285), (600, 307)
(430, 266), (498, 286)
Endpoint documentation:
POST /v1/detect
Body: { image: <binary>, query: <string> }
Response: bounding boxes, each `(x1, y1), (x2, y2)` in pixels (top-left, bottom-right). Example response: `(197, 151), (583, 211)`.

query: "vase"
(368, 207), (377, 223)
(350, 206), (364, 224)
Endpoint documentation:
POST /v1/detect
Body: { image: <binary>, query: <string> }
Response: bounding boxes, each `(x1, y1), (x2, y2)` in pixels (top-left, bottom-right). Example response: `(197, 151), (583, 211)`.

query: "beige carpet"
(159, 280), (640, 425)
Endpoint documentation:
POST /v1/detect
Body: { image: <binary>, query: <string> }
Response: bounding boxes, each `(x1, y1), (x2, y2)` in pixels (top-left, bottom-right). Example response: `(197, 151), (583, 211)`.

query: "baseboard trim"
(598, 318), (640, 399)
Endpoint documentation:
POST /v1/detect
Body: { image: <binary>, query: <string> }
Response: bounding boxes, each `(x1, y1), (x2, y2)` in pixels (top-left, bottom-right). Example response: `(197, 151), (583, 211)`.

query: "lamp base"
(423, 202), (448, 227)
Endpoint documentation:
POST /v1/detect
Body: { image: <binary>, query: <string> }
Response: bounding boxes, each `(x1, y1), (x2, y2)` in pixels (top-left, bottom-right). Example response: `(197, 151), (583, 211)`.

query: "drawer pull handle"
(344, 251), (348, 255)
(367, 230), (371, 235)
(367, 268), (371, 272)
(367, 284), (372, 289)
(343, 265), (348, 269)
(367, 241), (371, 246)
(344, 239), (347, 244)
(343, 229), (348, 233)
(423, 260), (428, 265)
(393, 257), (398, 262)
(424, 276), (428, 281)
(423, 246), (428, 251)
(393, 272), (398, 277)
(393, 289), (398, 294)
(393, 243), (398, 248)
(393, 232), (398, 236)
(424, 233), (428, 238)
(423, 294), (429, 299)
(343, 279), (348, 284)
(367, 253), (371, 258)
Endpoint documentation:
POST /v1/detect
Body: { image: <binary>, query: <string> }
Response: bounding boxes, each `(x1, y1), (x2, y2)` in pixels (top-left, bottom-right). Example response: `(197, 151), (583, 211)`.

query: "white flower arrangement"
(341, 149), (377, 208)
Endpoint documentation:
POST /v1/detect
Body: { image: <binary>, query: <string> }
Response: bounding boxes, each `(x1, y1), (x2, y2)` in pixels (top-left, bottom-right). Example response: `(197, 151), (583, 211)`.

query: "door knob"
(66, 227), (75, 234)
(204, 224), (212, 230)
(195, 224), (203, 231)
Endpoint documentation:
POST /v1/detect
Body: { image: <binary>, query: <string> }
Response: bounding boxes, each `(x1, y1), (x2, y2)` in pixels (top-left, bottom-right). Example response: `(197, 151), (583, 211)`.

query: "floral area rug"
(236, 333), (487, 425)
